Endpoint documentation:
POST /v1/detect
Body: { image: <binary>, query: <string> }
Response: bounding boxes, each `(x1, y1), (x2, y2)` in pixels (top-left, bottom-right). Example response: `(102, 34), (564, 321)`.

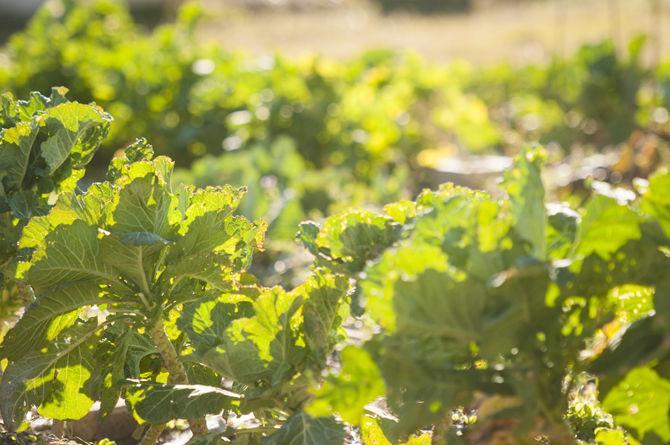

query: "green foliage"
(0, 88), (111, 325)
(0, 139), (265, 431)
(1, 0), (663, 182)
(602, 367), (670, 443)
(307, 346), (385, 425)
(302, 146), (670, 443)
(1, 2), (670, 442)
(129, 382), (239, 424)
(0, 127), (350, 444)
(179, 270), (349, 416)
(262, 412), (345, 445)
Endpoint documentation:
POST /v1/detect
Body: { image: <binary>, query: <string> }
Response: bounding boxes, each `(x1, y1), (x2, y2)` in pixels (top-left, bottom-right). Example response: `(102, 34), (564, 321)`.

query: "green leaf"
(0, 90), (111, 194)
(106, 138), (155, 182)
(0, 121), (37, 195)
(201, 287), (305, 384)
(23, 220), (118, 290)
(179, 294), (251, 352)
(1, 281), (102, 360)
(546, 203), (579, 259)
(362, 243), (449, 331)
(307, 346), (385, 425)
(131, 383), (239, 424)
(603, 367), (670, 443)
(163, 254), (235, 293)
(641, 169), (670, 238)
(300, 271), (349, 366)
(111, 168), (175, 238)
(574, 194), (641, 260)
(590, 316), (665, 382)
(309, 210), (400, 271)
(164, 187), (264, 284)
(98, 329), (157, 416)
(595, 429), (628, 445)
(173, 186), (246, 255)
(0, 321), (100, 430)
(39, 101), (111, 173)
(100, 233), (167, 294)
(360, 416), (392, 445)
(261, 413), (345, 445)
(501, 146), (546, 259)
(393, 269), (485, 341)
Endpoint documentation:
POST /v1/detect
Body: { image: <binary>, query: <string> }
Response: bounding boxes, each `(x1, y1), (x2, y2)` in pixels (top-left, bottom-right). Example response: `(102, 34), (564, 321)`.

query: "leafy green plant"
(300, 146), (670, 444)
(3, 0), (662, 175)
(0, 136), (351, 444)
(0, 87), (111, 327)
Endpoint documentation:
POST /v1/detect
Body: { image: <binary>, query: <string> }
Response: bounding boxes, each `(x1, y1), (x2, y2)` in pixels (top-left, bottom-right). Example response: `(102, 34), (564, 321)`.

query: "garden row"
(0, 87), (669, 444)
(1, 1), (669, 263)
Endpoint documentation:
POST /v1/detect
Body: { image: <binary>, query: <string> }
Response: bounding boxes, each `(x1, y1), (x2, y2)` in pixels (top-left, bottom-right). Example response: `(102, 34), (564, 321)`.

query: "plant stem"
(144, 316), (208, 443)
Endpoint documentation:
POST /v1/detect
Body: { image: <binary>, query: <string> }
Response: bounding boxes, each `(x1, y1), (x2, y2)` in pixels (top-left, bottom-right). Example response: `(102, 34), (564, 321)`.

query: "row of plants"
(0, 90), (349, 444)
(1, 89), (669, 444)
(4, 0), (667, 165)
(299, 146), (670, 444)
(2, 1), (670, 273)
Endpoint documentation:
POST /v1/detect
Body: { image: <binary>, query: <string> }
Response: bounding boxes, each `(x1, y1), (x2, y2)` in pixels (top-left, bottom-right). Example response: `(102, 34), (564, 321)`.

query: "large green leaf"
(39, 101), (111, 173)
(131, 383), (239, 424)
(603, 367), (670, 443)
(1, 281), (103, 360)
(307, 346), (384, 425)
(23, 220), (118, 290)
(0, 88), (110, 198)
(0, 121), (37, 194)
(0, 321), (100, 430)
(178, 294), (251, 352)
(303, 210), (400, 272)
(164, 187), (264, 286)
(299, 271), (349, 366)
(111, 168), (175, 238)
(261, 413), (345, 445)
(641, 169), (670, 237)
(574, 194), (642, 260)
(97, 329), (157, 415)
(201, 287), (305, 384)
(393, 269), (485, 341)
(100, 232), (168, 295)
(501, 146), (546, 259)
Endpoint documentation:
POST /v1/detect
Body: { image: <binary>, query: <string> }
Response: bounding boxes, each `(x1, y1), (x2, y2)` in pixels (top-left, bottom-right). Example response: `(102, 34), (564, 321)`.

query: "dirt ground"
(197, 0), (670, 64)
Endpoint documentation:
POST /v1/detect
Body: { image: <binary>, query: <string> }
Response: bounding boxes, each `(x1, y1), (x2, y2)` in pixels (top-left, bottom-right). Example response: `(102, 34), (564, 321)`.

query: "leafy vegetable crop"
(301, 147), (670, 444)
(0, 2), (669, 443)
(3, 0), (668, 294)
(0, 126), (351, 444)
(2, 1), (666, 174)
(0, 87), (111, 327)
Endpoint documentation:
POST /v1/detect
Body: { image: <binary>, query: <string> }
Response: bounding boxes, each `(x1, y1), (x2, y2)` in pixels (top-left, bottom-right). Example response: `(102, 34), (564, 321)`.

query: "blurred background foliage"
(0, 0), (669, 287)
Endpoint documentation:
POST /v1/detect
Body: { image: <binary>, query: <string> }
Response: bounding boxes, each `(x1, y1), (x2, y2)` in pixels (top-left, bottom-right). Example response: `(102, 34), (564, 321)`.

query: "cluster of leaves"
(3, 1), (669, 295)
(0, 127), (353, 444)
(0, 87), (111, 324)
(174, 136), (409, 288)
(2, 0), (665, 166)
(2, 89), (669, 445)
(300, 146), (670, 444)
